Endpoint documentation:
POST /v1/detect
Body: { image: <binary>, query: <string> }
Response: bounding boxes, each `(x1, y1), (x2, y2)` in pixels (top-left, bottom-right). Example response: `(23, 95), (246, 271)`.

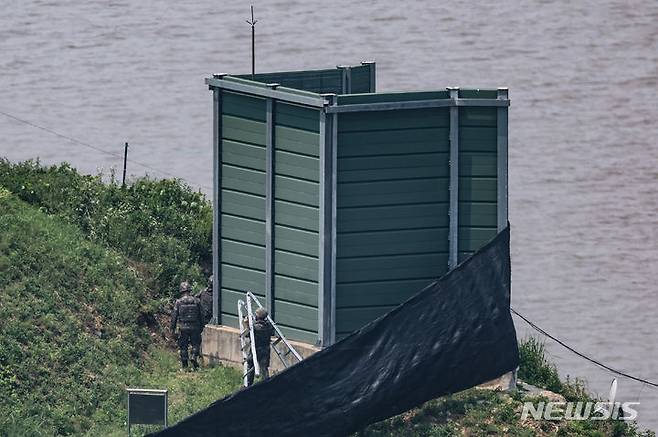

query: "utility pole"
(246, 5), (257, 79)
(122, 142), (128, 187)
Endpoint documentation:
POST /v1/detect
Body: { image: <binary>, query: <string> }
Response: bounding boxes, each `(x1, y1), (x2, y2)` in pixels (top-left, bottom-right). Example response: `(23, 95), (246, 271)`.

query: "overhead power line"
(0, 109), (212, 191)
(511, 307), (658, 389)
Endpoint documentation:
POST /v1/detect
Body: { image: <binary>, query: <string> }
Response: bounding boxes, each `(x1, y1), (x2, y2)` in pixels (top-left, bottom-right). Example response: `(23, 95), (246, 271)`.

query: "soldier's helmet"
(179, 281), (192, 294)
(254, 308), (268, 321)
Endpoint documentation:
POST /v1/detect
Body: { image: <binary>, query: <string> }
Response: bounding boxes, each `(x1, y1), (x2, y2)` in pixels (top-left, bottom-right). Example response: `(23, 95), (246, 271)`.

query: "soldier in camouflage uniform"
(245, 307), (274, 386)
(195, 275), (214, 326)
(171, 281), (202, 371)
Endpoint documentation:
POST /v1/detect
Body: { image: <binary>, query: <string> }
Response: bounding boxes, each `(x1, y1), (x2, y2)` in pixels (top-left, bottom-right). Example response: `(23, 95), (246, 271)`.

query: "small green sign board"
(127, 388), (168, 435)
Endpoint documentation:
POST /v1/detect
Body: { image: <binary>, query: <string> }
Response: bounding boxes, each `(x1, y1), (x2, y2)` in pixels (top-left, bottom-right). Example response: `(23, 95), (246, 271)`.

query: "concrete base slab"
(201, 324), (320, 374)
(203, 324), (517, 393)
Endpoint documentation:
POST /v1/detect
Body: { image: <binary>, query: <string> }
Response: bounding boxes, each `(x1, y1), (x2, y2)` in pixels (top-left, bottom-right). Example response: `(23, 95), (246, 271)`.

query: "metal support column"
(361, 61), (376, 92)
(265, 84), (279, 315)
(448, 87), (460, 270)
(318, 94), (336, 347)
(211, 75), (225, 325)
(496, 88), (509, 231)
(337, 66), (351, 94)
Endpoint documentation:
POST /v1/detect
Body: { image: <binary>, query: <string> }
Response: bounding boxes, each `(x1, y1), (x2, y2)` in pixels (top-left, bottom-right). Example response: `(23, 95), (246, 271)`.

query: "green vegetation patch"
(0, 159), (212, 298)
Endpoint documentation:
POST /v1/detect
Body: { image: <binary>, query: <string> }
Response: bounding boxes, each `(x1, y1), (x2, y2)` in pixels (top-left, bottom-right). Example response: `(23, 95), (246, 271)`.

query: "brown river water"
(2, 0), (657, 430)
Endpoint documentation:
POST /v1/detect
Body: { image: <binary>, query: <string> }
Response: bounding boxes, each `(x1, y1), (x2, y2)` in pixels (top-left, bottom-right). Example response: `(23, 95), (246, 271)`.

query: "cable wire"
(511, 307), (658, 388)
(0, 109), (212, 191)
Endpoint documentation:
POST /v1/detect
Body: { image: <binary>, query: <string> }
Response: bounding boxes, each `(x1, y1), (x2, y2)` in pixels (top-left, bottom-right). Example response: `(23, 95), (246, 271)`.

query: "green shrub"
(0, 159), (211, 298)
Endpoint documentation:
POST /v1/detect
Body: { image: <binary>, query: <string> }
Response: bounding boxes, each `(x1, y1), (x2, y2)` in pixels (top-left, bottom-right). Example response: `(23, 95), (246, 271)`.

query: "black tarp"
(152, 226), (518, 437)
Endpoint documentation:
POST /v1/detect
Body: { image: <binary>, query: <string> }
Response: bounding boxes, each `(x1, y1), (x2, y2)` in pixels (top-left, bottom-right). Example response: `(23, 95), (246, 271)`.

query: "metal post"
(496, 88), (509, 231)
(211, 77), (225, 325)
(265, 84), (278, 315)
(247, 6), (257, 79)
(122, 142), (128, 187)
(127, 391), (131, 437)
(337, 65), (351, 94)
(163, 390), (168, 427)
(330, 102), (338, 346)
(361, 61), (376, 92)
(318, 94), (336, 347)
(448, 87), (460, 270)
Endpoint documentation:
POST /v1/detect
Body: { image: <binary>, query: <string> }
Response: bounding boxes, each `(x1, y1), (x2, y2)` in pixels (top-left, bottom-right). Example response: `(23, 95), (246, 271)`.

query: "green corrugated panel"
(221, 190), (265, 221)
(222, 165), (265, 196)
(222, 92), (267, 122)
(337, 178), (449, 208)
(273, 300), (318, 333)
(222, 215), (265, 246)
(274, 250), (318, 282)
(459, 127), (497, 152)
(339, 108), (449, 132)
(459, 107), (497, 127)
(275, 150), (319, 182)
(221, 288), (265, 314)
(458, 227), (497, 252)
(335, 106), (452, 336)
(274, 275), (318, 307)
(276, 103), (320, 133)
(459, 152), (497, 177)
(336, 278), (434, 308)
(221, 313), (239, 329)
(337, 204), (449, 233)
(277, 325), (318, 345)
(349, 65), (371, 94)
(336, 306), (398, 334)
(337, 228), (448, 258)
(275, 175), (319, 207)
(237, 69), (342, 94)
(222, 239), (265, 271)
(274, 225), (319, 257)
(337, 91), (449, 105)
(336, 253), (447, 283)
(220, 265), (265, 295)
(274, 200), (319, 232)
(275, 125), (320, 157)
(222, 115), (267, 146)
(458, 177), (497, 202)
(338, 128), (449, 157)
(338, 153), (448, 182)
(457, 203), (497, 227)
(222, 140), (266, 171)
(459, 89), (499, 99)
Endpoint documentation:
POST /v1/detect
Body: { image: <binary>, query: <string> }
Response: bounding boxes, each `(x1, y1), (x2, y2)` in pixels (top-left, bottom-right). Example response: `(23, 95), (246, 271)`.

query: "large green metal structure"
(206, 62), (509, 346)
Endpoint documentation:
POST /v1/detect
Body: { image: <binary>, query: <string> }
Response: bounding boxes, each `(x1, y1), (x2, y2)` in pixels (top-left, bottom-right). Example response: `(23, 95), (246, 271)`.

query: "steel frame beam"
(206, 76), (327, 107)
(448, 88), (460, 270)
(211, 84), (222, 324)
(326, 98), (509, 113)
(318, 94), (337, 347)
(265, 88), (277, 314)
(337, 65), (352, 94)
(497, 88), (509, 231)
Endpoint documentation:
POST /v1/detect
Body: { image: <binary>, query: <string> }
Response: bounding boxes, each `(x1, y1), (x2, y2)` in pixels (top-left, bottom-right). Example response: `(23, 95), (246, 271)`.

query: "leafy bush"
(0, 159), (212, 298)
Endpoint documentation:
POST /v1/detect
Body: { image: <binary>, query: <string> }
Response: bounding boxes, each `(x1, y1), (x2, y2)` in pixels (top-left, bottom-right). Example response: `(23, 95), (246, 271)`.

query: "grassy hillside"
(0, 186), (242, 436)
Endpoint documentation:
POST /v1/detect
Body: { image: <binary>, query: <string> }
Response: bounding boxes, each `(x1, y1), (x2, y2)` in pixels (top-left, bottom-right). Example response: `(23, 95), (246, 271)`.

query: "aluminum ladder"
(237, 291), (303, 387)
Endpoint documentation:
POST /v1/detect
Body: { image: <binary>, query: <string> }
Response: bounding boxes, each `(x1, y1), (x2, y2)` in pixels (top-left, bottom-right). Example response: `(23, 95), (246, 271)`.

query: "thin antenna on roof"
(246, 6), (258, 80)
